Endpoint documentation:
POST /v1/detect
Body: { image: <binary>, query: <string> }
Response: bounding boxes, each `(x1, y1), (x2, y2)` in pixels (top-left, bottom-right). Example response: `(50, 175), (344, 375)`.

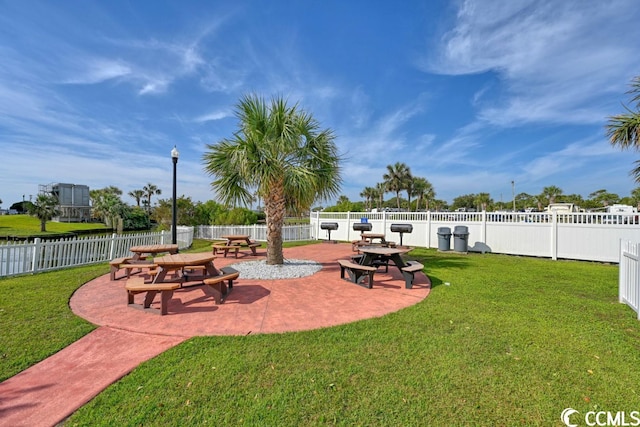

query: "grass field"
(2, 241), (639, 425)
(0, 214), (108, 237)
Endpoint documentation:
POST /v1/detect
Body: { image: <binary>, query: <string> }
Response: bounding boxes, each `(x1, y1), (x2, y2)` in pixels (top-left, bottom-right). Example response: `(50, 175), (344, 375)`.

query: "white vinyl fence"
(620, 240), (640, 318)
(195, 224), (313, 242)
(0, 227), (193, 278)
(311, 211), (640, 263)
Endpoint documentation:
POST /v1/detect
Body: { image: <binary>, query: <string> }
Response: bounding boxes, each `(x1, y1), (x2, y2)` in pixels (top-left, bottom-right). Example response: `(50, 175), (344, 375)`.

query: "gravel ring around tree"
(226, 259), (322, 280)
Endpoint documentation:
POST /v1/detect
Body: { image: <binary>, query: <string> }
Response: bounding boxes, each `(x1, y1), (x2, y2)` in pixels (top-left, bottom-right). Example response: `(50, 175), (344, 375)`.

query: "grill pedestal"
(320, 222), (339, 243)
(390, 224), (413, 247)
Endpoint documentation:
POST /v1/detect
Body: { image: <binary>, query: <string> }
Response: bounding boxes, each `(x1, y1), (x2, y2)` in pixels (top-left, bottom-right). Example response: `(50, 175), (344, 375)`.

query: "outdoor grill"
(390, 223), (413, 246)
(352, 222), (373, 233)
(320, 222), (339, 242)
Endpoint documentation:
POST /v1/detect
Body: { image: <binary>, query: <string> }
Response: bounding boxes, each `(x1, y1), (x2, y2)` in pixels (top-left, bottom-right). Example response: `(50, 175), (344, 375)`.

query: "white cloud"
(193, 110), (233, 123)
(64, 58), (131, 84)
(427, 0), (640, 127)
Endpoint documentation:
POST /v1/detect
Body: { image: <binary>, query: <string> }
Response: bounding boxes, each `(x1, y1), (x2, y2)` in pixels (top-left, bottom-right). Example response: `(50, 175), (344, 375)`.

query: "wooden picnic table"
(352, 233), (395, 251)
(153, 253), (231, 304)
(357, 246), (423, 289)
(129, 244), (179, 260)
(360, 233), (387, 244)
(213, 235), (259, 257)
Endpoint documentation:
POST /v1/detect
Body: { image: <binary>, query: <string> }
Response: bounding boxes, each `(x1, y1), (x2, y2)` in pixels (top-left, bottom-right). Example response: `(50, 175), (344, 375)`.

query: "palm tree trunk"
(264, 183), (286, 265)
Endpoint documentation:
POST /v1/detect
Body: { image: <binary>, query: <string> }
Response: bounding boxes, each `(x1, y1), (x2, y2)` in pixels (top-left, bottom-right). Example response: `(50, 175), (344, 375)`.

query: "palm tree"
(631, 187), (640, 210)
(90, 187), (126, 227)
(143, 183), (162, 211)
(607, 75), (640, 181)
(474, 192), (492, 211)
(28, 194), (59, 232)
(405, 171), (415, 211)
(128, 189), (145, 207)
(375, 182), (386, 210)
(383, 162), (411, 211)
(360, 187), (376, 211)
(541, 185), (563, 205)
(203, 94), (341, 265)
(412, 177), (435, 211)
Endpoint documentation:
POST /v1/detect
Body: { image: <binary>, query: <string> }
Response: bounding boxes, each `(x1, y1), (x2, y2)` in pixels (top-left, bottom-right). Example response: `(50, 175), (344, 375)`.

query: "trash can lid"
(453, 225), (468, 233)
(437, 227), (451, 233)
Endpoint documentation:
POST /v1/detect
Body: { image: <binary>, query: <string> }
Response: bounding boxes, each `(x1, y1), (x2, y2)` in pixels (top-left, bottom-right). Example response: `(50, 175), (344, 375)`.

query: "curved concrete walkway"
(0, 243), (430, 427)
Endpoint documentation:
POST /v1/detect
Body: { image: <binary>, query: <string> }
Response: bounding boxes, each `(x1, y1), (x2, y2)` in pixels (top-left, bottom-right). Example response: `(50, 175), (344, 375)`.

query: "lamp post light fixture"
(511, 180), (516, 212)
(171, 146), (179, 245)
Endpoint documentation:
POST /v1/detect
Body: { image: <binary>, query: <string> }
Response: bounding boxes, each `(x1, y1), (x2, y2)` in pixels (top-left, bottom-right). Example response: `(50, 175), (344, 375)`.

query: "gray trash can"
(437, 227), (451, 251)
(453, 225), (469, 253)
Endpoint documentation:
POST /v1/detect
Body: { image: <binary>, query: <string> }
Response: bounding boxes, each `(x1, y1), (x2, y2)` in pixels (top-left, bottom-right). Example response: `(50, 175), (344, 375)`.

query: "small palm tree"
(375, 182), (386, 210)
(143, 183), (162, 211)
(360, 187), (376, 211)
(203, 94), (341, 265)
(474, 192), (492, 211)
(413, 177), (435, 211)
(607, 75), (640, 180)
(28, 194), (59, 232)
(383, 162), (411, 211)
(541, 185), (563, 205)
(128, 189), (145, 207)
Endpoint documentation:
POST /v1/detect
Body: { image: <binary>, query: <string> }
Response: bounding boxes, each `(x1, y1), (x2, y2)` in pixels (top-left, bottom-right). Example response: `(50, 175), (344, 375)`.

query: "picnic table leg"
(143, 290), (159, 309)
(204, 261), (220, 277)
(153, 268), (168, 284)
(201, 283), (226, 304)
(401, 271), (414, 289)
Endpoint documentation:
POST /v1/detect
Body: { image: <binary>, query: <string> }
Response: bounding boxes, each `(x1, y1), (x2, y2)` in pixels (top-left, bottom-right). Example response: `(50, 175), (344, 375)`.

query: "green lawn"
(0, 214), (108, 237)
(2, 243), (639, 425)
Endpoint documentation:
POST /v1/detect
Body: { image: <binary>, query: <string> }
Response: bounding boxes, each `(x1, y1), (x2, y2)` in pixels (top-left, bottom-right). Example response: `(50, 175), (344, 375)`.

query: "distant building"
(39, 183), (91, 222)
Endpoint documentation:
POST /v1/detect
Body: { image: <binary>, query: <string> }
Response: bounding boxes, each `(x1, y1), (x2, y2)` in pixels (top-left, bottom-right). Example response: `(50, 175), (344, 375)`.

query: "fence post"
(481, 211), (487, 249)
(31, 238), (41, 274)
(618, 239), (623, 304)
(551, 211), (558, 260)
(426, 211), (432, 248)
(109, 233), (117, 259)
(636, 242), (640, 319)
(382, 211), (388, 233)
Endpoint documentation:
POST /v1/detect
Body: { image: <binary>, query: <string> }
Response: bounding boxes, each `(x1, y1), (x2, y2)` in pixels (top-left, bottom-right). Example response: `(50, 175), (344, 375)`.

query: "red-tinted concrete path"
(0, 243), (430, 427)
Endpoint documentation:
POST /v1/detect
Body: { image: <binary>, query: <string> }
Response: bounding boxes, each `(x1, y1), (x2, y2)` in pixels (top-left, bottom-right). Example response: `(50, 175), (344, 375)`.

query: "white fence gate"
(0, 227), (193, 278)
(620, 240), (640, 318)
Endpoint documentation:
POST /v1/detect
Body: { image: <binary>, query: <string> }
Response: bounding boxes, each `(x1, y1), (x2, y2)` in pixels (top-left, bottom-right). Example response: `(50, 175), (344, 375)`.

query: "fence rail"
(0, 227), (194, 278)
(194, 224), (313, 242)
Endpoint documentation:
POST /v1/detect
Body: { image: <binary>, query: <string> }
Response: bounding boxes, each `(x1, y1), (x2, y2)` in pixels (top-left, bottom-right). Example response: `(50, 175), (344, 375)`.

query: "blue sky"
(1, 0), (640, 209)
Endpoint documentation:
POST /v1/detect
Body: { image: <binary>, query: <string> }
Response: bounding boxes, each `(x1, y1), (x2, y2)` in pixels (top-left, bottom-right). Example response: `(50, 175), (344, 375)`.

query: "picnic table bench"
(337, 259), (377, 289)
(125, 277), (180, 315)
(201, 267), (239, 304)
(212, 235), (260, 257)
(400, 261), (424, 289)
(109, 257), (156, 280)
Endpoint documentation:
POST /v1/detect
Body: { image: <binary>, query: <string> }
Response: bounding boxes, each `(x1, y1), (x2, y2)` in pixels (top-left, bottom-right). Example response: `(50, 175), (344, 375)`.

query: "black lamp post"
(171, 146), (179, 245)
